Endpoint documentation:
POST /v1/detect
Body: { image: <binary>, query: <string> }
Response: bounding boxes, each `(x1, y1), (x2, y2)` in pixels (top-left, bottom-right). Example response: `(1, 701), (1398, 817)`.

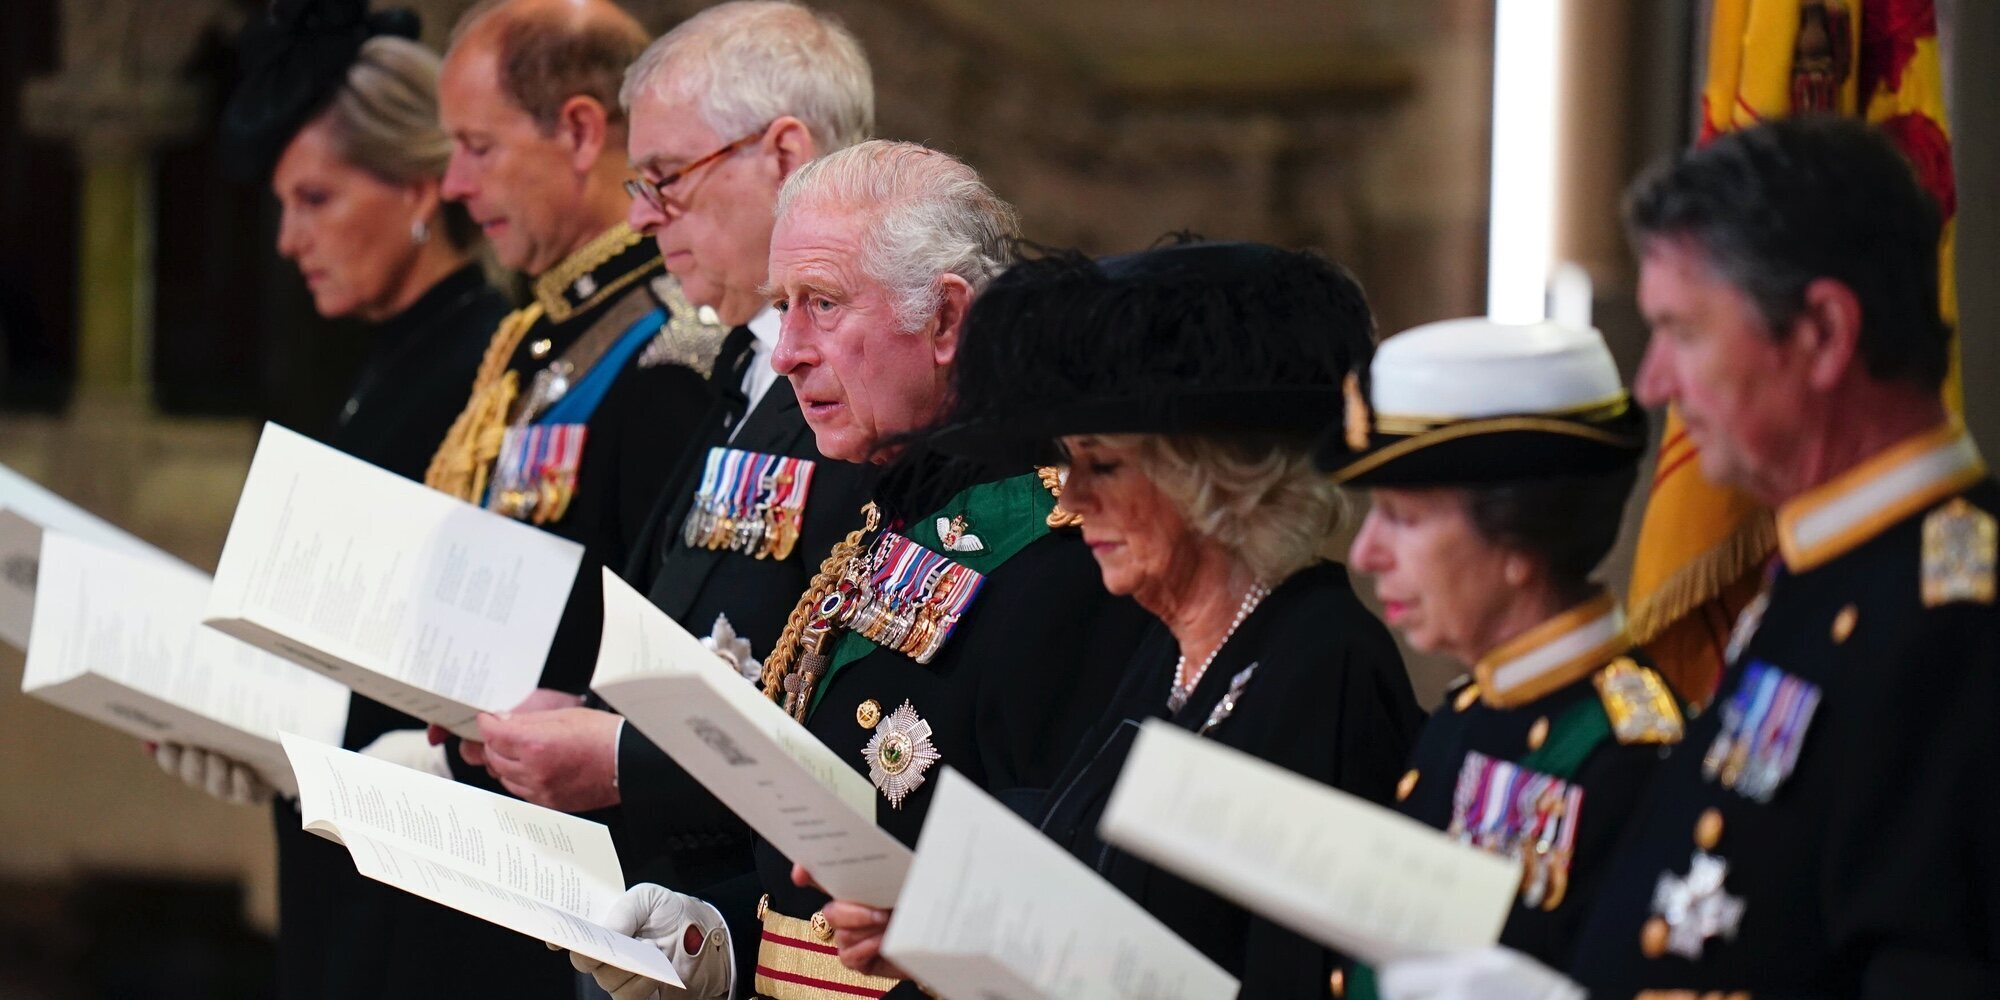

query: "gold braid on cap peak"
(424, 302), (544, 502)
(761, 502), (881, 715)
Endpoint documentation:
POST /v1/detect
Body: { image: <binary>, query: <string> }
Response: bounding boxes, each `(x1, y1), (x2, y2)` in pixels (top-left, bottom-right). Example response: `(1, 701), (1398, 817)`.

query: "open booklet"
(205, 423), (584, 739)
(280, 732), (683, 987)
(882, 769), (1238, 1000)
(1097, 720), (1519, 967)
(23, 532), (347, 796)
(0, 461), (176, 650)
(590, 569), (912, 908)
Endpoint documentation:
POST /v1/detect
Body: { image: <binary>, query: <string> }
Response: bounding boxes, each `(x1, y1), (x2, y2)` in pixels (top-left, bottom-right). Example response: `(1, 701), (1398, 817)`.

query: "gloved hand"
(357, 728), (452, 779)
(1378, 946), (1586, 1000)
(152, 743), (271, 806)
(568, 883), (733, 1000)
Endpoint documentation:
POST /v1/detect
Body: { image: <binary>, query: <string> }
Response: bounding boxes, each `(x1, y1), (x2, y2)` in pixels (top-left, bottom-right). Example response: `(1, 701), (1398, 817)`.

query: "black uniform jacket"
(610, 359), (872, 893)
(1393, 597), (1674, 971)
(1036, 561), (1424, 999)
(271, 264), (580, 1000)
(1570, 425), (2000, 997)
(725, 456), (1153, 993)
(442, 229), (721, 793)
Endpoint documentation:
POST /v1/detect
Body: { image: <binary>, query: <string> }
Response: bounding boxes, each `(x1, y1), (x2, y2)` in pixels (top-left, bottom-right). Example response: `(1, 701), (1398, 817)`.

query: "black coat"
(730, 464), (1154, 996)
(1570, 477), (2000, 997)
(1392, 654), (1667, 969)
(272, 264), (580, 1000)
(609, 360), (873, 894)
(441, 236), (721, 799)
(1034, 561), (1423, 1000)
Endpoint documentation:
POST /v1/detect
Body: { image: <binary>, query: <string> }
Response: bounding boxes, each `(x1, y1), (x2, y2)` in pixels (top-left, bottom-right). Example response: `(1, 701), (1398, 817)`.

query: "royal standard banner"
(1628, 0), (1958, 703)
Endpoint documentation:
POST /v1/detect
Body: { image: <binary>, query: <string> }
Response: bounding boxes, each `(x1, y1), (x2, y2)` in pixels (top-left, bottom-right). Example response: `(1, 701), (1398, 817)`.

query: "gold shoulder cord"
(424, 302), (544, 502)
(762, 502), (881, 720)
(1037, 466), (1083, 528)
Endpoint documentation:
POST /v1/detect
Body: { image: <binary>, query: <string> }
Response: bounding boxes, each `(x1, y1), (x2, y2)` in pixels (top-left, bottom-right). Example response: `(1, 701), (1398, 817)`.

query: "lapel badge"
(1198, 662), (1260, 735)
(1648, 851), (1745, 960)
(937, 514), (984, 553)
(863, 700), (941, 809)
(1923, 497), (1996, 607)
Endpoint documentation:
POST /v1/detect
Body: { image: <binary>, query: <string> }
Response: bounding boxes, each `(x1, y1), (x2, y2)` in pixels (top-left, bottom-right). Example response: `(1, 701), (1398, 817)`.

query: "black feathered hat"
(218, 0), (421, 181)
(1316, 317), (1649, 486)
(930, 240), (1375, 465)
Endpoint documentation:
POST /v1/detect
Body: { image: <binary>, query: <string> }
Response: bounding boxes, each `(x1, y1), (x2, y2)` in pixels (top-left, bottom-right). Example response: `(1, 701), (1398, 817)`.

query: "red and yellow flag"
(1627, 0), (1958, 704)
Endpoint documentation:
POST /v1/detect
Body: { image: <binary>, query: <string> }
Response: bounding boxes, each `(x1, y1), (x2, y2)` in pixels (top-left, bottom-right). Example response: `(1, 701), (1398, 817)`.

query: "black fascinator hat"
(219, 0), (421, 181)
(931, 240), (1376, 465)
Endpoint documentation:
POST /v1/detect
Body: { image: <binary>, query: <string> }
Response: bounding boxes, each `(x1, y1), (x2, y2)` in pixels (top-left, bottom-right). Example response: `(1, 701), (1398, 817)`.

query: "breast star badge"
(863, 700), (941, 809)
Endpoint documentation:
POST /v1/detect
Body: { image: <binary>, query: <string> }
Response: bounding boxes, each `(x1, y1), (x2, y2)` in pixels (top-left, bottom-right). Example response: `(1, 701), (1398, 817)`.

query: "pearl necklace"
(1167, 582), (1270, 713)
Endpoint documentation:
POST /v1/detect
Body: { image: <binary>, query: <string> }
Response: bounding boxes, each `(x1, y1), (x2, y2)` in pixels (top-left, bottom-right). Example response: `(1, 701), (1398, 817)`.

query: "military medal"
(486, 423), (587, 525)
(1923, 497), (1997, 607)
(677, 447), (816, 559)
(845, 532), (986, 665)
(1449, 751), (1583, 912)
(863, 699), (940, 808)
(1701, 660), (1820, 803)
(1648, 851), (1745, 960)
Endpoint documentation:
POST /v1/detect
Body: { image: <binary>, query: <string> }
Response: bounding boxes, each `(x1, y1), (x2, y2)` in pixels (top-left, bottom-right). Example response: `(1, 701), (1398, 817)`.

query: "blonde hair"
(1125, 433), (1345, 586)
(320, 36), (477, 249)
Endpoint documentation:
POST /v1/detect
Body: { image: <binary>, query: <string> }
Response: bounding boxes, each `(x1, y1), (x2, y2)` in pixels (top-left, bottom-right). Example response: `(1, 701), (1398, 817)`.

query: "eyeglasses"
(625, 124), (770, 214)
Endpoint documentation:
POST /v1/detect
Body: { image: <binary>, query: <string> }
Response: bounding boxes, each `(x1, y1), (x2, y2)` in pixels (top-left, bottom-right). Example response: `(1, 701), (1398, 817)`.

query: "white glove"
(569, 883), (734, 1000)
(1377, 946), (1586, 1000)
(356, 728), (452, 779)
(153, 743), (271, 806)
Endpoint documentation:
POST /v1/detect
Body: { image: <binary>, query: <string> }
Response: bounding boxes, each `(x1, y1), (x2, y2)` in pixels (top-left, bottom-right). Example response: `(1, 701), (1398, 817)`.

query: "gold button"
(1832, 603), (1858, 644)
(1695, 807), (1725, 851)
(1640, 915), (1670, 958)
(1329, 968), (1346, 997)
(1454, 684), (1481, 712)
(1527, 715), (1550, 750)
(809, 910), (834, 941)
(529, 337), (553, 359)
(1395, 769), (1419, 802)
(857, 699), (882, 728)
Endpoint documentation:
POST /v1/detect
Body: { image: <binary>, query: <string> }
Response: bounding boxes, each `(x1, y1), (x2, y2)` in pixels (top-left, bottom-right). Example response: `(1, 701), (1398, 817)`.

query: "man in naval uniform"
(458, 0), (877, 901)
(1378, 118), (2000, 999)
(563, 140), (1152, 1000)
(421, 0), (726, 723)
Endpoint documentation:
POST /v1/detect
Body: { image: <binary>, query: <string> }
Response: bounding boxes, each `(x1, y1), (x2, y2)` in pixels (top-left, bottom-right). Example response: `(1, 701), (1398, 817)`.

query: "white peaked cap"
(1370, 318), (1625, 419)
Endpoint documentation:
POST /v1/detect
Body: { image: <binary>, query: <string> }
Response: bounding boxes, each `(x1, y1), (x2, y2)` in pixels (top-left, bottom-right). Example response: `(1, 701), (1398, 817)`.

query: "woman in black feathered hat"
(152, 3), (565, 998)
(816, 240), (1426, 998)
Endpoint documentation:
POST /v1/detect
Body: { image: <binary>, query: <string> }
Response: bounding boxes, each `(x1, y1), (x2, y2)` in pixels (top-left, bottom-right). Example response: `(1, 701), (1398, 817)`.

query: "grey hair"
(1127, 433), (1345, 586)
(620, 1), (873, 155)
(320, 36), (478, 249)
(775, 139), (1020, 332)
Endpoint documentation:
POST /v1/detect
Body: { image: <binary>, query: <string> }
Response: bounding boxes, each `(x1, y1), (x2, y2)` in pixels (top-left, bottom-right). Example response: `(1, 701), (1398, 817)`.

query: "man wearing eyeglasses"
(457, 0), (877, 941)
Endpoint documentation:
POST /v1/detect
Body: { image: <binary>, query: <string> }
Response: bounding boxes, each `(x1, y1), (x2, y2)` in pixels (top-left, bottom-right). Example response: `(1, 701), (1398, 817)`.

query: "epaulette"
(1921, 496), (1996, 607)
(637, 273), (729, 377)
(1592, 656), (1683, 745)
